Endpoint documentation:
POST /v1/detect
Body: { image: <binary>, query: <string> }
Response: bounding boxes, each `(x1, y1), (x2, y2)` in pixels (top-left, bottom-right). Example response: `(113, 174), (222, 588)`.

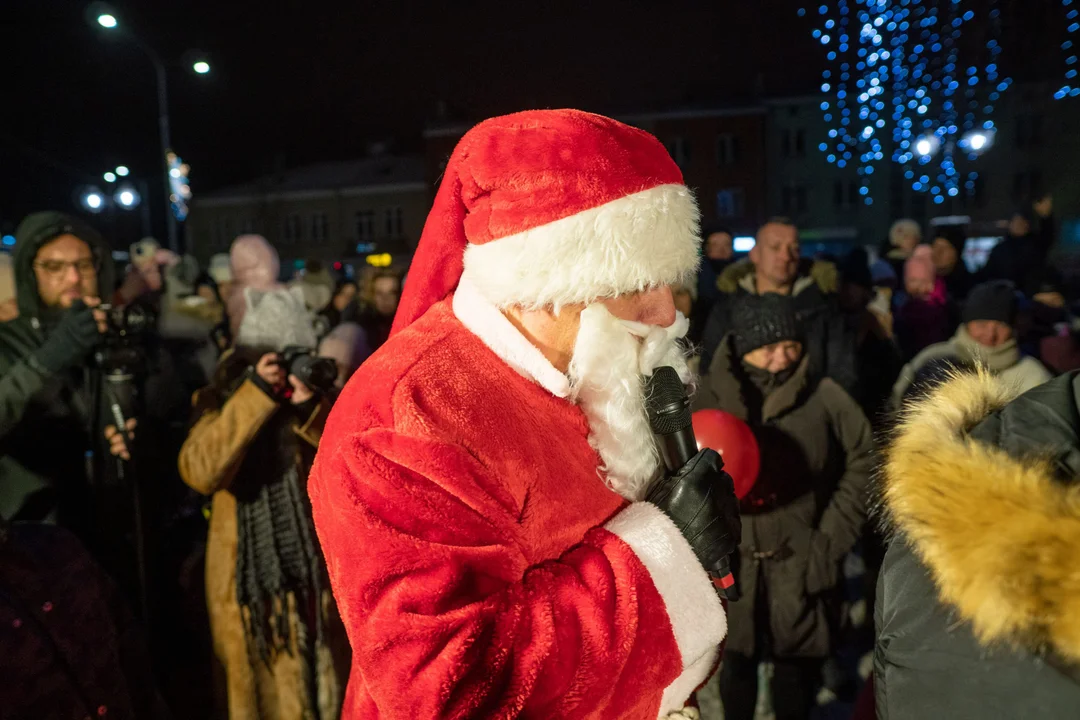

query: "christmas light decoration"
(1056, 0), (1080, 99)
(166, 151), (192, 221)
(808, 0), (1010, 204)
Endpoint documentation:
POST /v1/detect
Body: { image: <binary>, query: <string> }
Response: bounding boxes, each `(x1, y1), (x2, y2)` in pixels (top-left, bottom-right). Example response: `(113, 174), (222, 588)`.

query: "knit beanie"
(228, 235), (282, 338)
(732, 293), (800, 357)
(839, 247), (872, 290)
(236, 285), (318, 351)
(962, 280), (1018, 325)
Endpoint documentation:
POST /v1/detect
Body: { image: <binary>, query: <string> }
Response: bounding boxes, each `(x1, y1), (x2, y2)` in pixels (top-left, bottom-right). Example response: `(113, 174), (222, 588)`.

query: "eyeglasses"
(33, 258), (98, 277)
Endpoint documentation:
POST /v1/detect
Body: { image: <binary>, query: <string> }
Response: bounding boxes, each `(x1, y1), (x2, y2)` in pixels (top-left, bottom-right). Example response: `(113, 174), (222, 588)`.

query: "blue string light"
(1059, 1), (1080, 98)
(813, 0), (1009, 203)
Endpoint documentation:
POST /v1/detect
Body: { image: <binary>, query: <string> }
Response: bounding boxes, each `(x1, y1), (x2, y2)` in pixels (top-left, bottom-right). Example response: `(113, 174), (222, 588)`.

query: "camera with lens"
(99, 301), (158, 346)
(280, 346), (338, 396)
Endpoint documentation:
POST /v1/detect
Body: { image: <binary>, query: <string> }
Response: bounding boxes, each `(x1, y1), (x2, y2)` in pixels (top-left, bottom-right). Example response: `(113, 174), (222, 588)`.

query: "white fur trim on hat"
(460, 184), (701, 310)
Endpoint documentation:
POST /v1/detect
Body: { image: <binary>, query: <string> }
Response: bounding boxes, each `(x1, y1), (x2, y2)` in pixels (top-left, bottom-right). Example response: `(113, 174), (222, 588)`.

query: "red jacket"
(309, 291), (725, 718)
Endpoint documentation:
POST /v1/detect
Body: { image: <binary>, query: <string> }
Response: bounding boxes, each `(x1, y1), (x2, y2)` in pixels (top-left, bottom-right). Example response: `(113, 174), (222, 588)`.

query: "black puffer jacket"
(0, 213), (115, 537)
(875, 369), (1080, 719)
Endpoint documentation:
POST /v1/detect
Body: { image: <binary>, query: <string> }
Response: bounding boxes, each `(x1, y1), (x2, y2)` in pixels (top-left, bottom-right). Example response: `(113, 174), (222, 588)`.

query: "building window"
(1014, 113), (1044, 149)
(716, 188), (745, 219)
(959, 176), (986, 210)
(782, 129), (806, 159)
(1012, 170), (1042, 202)
(355, 210), (375, 242)
(311, 213), (329, 242)
(848, 181), (861, 207)
(283, 214), (303, 243)
(716, 134), (739, 166)
(782, 184), (809, 215)
(384, 206), (403, 238)
(667, 136), (691, 168)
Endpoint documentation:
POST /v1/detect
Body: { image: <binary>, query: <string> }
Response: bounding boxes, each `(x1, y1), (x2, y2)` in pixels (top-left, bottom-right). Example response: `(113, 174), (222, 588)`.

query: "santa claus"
(309, 109), (741, 719)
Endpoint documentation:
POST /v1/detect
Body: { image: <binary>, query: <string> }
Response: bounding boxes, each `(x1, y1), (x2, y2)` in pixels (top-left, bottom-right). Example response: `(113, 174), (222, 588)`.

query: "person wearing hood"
(225, 234), (282, 340)
(930, 224), (974, 301)
(892, 280), (1051, 406)
(982, 195), (1056, 296)
(694, 293), (875, 720)
(178, 285), (347, 720)
(699, 218), (858, 396)
(0, 212), (134, 557)
(894, 245), (953, 361)
(875, 367), (1080, 718)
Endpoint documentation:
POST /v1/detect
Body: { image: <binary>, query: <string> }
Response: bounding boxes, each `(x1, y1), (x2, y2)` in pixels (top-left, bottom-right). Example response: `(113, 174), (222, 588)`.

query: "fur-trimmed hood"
(716, 257), (839, 295)
(882, 368), (1080, 666)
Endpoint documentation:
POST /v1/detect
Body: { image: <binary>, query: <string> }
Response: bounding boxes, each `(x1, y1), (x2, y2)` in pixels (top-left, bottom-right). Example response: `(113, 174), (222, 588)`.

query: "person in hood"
(0, 212), (134, 557)
(225, 234), (281, 340)
(892, 280), (1051, 406)
(982, 194), (1056, 296)
(894, 245), (953, 360)
(694, 293), (874, 720)
(875, 367), (1080, 718)
(699, 218), (858, 396)
(930, 224), (974, 301)
(178, 285), (347, 720)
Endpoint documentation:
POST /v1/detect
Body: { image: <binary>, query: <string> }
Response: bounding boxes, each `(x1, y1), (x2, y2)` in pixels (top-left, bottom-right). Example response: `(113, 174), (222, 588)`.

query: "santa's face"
(568, 294), (691, 502)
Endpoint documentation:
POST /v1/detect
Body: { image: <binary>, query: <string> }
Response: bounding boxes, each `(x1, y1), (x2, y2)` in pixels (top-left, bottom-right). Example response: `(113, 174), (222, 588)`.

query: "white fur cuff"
(604, 502), (725, 716)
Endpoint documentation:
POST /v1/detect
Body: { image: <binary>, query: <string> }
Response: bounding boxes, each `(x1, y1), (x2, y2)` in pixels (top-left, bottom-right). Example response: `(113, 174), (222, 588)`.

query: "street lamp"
(88, 2), (208, 253)
(115, 184), (141, 209)
(104, 171), (117, 183)
(81, 188), (106, 213)
(116, 165), (130, 177)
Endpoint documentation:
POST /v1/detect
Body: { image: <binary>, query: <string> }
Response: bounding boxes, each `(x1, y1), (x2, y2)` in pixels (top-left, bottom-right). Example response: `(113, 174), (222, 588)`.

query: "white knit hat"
(236, 286), (318, 350)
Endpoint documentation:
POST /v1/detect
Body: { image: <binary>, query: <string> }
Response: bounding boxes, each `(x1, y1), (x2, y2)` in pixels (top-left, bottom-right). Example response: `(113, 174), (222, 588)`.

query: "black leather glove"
(32, 300), (101, 374)
(645, 449), (742, 571)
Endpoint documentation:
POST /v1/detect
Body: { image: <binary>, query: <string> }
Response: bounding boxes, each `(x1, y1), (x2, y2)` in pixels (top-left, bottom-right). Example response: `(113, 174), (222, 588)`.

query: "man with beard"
(0, 213), (133, 558)
(308, 110), (742, 719)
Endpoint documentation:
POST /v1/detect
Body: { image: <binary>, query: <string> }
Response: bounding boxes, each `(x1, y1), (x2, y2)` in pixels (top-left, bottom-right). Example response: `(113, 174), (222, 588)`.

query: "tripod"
(94, 345), (152, 629)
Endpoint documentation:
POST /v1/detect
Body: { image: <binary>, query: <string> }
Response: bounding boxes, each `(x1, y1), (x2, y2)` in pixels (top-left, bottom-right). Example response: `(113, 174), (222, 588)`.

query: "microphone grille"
(645, 366), (692, 435)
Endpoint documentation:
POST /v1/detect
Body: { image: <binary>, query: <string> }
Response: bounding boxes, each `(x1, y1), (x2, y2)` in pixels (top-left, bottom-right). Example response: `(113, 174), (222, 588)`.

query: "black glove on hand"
(33, 300), (101, 374)
(645, 448), (742, 571)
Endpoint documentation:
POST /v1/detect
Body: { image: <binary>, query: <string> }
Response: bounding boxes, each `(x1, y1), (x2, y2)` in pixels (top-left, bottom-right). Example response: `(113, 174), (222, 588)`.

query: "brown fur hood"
(882, 368), (1080, 665)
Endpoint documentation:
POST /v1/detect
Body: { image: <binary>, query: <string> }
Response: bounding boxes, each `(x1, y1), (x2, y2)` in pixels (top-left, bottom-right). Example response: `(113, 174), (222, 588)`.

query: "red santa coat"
(309, 282), (725, 718)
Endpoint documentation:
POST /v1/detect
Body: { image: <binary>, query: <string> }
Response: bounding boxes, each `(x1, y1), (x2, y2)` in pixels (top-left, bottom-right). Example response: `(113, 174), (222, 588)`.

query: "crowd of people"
(1, 108), (1078, 720)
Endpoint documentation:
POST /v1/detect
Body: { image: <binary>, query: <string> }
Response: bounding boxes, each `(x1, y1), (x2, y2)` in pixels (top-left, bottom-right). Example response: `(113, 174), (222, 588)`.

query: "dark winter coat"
(0, 213), (115, 535)
(694, 335), (875, 658)
(0, 521), (169, 719)
(875, 370), (1080, 719)
(982, 216), (1055, 297)
(698, 258), (858, 397)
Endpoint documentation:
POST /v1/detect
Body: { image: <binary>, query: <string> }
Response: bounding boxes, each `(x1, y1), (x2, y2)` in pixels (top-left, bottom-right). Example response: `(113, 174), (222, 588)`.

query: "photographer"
(178, 285), (346, 719)
(0, 212), (135, 549)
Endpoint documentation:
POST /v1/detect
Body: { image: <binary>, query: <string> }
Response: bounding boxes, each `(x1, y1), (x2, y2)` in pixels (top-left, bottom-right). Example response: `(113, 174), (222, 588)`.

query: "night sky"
(1, 0), (1058, 241)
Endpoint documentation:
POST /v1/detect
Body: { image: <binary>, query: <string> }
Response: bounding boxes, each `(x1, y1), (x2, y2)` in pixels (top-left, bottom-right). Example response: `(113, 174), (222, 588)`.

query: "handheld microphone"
(645, 366), (740, 601)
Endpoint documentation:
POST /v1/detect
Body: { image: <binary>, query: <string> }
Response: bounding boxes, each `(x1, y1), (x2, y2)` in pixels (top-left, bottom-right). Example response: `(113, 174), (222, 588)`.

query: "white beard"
(568, 304), (693, 501)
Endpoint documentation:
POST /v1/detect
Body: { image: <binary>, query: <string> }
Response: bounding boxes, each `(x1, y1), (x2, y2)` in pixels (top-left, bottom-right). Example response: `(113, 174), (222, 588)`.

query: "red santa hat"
(392, 109), (701, 334)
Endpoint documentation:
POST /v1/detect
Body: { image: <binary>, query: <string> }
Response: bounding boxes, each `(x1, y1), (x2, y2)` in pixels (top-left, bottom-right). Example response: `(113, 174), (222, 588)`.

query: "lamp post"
(89, 3), (210, 253)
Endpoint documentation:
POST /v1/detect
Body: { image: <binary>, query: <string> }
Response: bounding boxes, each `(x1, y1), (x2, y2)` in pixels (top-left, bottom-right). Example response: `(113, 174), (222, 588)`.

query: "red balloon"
(692, 409), (760, 500)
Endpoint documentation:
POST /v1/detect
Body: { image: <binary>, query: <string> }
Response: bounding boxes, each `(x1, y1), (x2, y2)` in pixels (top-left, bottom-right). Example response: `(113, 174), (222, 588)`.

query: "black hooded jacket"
(0, 212), (116, 534)
(875, 370), (1080, 718)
